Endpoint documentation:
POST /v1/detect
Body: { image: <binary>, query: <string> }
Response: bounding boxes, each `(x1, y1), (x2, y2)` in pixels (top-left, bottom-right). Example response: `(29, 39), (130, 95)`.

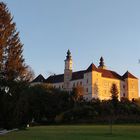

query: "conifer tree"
(109, 84), (119, 134)
(0, 2), (35, 129)
(0, 2), (27, 81)
(110, 83), (119, 106)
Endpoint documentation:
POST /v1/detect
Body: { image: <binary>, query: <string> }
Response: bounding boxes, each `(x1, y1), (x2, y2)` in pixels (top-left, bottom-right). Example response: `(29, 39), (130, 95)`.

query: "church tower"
(64, 50), (73, 90)
(98, 57), (106, 69)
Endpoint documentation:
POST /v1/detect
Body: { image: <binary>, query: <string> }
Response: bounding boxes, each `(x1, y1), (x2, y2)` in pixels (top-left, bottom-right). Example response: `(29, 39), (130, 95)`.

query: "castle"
(32, 50), (139, 100)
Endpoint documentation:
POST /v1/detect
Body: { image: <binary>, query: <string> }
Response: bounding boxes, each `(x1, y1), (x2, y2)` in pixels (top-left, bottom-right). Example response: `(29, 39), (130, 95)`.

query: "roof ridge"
(122, 71), (138, 79)
(86, 63), (97, 72)
(32, 74), (45, 83)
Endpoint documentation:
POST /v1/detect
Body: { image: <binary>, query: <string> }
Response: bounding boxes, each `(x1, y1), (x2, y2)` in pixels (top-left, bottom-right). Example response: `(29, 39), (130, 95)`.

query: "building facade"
(32, 50), (139, 100)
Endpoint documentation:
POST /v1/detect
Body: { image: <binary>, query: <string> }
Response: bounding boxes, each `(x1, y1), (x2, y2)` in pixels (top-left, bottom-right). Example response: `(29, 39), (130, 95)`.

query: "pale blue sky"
(2, 0), (140, 80)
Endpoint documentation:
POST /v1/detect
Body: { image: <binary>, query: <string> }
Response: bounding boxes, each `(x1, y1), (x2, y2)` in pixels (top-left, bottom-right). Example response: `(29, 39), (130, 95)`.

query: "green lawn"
(0, 125), (140, 140)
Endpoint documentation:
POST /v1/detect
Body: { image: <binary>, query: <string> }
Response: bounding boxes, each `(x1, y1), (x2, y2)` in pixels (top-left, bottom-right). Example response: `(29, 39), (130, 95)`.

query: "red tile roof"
(97, 69), (123, 80)
(86, 63), (97, 72)
(45, 74), (64, 83)
(45, 70), (85, 83)
(32, 64), (137, 84)
(122, 71), (138, 79)
(71, 70), (85, 81)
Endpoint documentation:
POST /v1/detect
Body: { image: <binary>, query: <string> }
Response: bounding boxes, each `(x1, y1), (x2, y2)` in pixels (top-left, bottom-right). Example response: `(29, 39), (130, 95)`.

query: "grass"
(0, 124), (140, 140)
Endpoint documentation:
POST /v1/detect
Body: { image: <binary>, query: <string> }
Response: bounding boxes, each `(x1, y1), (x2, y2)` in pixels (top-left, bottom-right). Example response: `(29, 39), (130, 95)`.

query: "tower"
(122, 71), (139, 100)
(64, 50), (72, 90)
(98, 57), (106, 69)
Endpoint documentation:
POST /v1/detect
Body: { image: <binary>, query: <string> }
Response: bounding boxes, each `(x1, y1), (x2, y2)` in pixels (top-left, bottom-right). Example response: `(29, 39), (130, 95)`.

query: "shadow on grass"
(102, 133), (123, 137)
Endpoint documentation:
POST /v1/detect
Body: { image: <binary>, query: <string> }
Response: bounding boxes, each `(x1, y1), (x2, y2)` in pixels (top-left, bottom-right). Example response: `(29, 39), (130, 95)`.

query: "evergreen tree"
(0, 2), (33, 129)
(0, 2), (27, 81)
(110, 83), (119, 106)
(109, 83), (119, 134)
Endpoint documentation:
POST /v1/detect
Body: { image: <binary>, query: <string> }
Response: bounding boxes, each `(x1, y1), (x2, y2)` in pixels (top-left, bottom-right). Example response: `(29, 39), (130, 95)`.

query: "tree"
(25, 85), (71, 124)
(110, 83), (119, 107)
(71, 85), (84, 104)
(109, 83), (119, 135)
(0, 2), (34, 129)
(24, 66), (35, 82)
(0, 2), (29, 81)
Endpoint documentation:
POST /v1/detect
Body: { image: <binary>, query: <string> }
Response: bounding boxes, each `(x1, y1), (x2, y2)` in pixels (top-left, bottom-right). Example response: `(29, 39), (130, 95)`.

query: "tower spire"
(98, 56), (106, 69)
(65, 49), (72, 70)
(66, 49), (71, 60)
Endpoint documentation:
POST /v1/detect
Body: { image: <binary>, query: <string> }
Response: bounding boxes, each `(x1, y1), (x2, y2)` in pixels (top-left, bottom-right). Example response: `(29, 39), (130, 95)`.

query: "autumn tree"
(71, 85), (84, 105)
(0, 2), (34, 129)
(0, 2), (30, 81)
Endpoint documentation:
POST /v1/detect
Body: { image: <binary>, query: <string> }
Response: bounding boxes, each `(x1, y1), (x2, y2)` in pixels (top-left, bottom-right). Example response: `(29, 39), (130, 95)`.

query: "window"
(80, 81), (82, 86)
(123, 93), (125, 97)
(86, 88), (88, 93)
(131, 85), (135, 89)
(104, 82), (108, 87)
(123, 85), (125, 89)
(87, 79), (88, 84)
(73, 83), (75, 87)
(77, 82), (79, 86)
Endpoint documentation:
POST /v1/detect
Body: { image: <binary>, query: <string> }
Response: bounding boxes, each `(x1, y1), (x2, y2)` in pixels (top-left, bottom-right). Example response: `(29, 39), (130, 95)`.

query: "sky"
(2, 0), (140, 80)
